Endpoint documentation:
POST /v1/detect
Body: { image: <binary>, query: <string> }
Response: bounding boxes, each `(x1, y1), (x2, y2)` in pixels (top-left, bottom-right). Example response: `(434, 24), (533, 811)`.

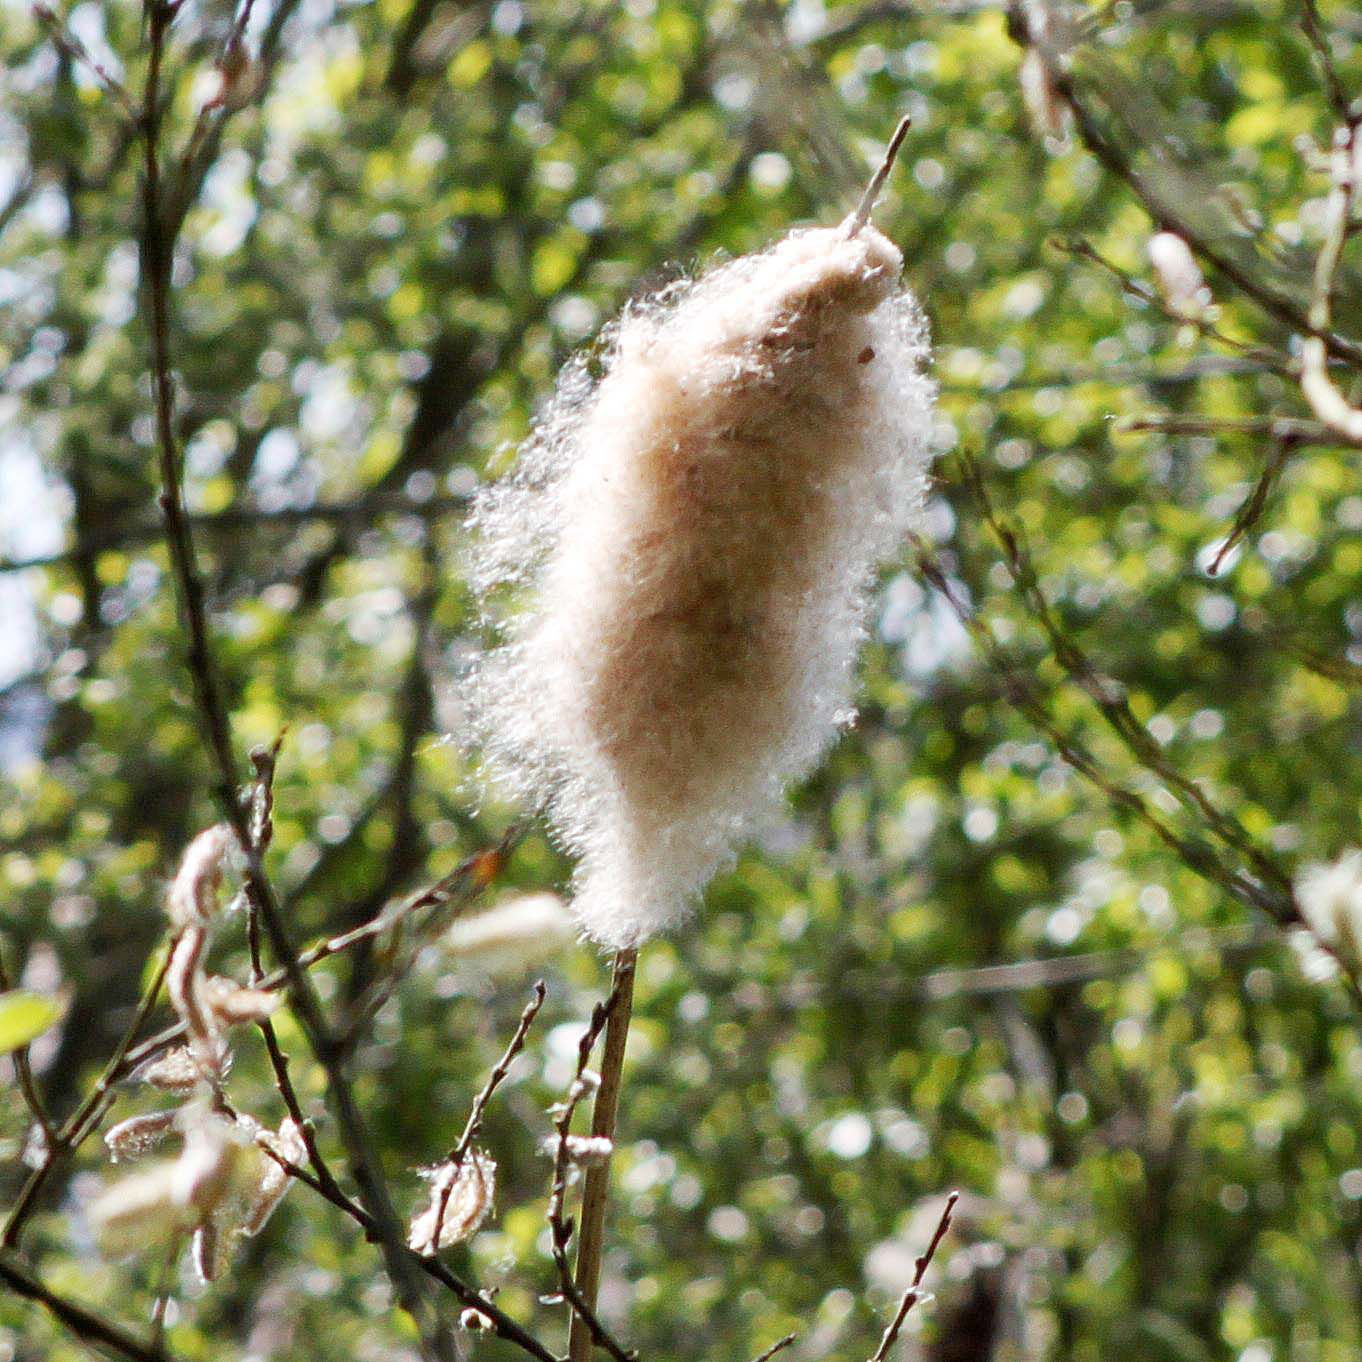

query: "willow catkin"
(467, 214), (935, 948)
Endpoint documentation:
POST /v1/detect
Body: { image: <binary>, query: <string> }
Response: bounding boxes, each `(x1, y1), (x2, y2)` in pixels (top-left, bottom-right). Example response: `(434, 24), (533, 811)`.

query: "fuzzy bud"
(467, 218), (934, 947)
(87, 1161), (189, 1257)
(136, 1042), (232, 1093)
(172, 1119), (243, 1216)
(202, 977), (281, 1028)
(408, 1151), (496, 1256)
(166, 926), (220, 1078)
(105, 1110), (177, 1163)
(188, 1117), (305, 1281)
(543, 1133), (614, 1167)
(241, 1117), (307, 1237)
(191, 1217), (228, 1283)
(167, 825), (235, 929)
(568, 1069), (601, 1103)
(1019, 47), (1067, 141)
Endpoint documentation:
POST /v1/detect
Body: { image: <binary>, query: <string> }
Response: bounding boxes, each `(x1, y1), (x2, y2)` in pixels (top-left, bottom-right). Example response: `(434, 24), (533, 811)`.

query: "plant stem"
(567, 946), (637, 1362)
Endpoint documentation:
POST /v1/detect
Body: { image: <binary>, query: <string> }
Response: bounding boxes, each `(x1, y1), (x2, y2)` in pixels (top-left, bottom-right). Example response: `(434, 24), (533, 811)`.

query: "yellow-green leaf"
(0, 990), (63, 1052)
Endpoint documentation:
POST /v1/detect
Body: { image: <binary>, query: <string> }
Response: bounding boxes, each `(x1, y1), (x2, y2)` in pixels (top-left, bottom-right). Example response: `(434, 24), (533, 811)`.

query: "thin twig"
(848, 114), (912, 234)
(568, 947), (638, 1362)
(868, 1192), (958, 1362)
(1054, 236), (1291, 372)
(0, 491), (470, 575)
(547, 978), (638, 1362)
(452, 981), (547, 1167)
(909, 540), (1292, 924)
(749, 1334), (798, 1362)
(113, 834), (518, 1084)
(1014, 13), (1362, 369)
(917, 921), (1275, 1000)
(958, 453), (1295, 909)
(0, 1250), (169, 1362)
(1119, 418), (1303, 573)
(1120, 415), (1329, 441)
(32, 4), (137, 114)
(242, 738), (357, 1216)
(1206, 437), (1294, 575)
(945, 354), (1283, 398)
(1300, 0), (1353, 127)
(242, 1140), (560, 1362)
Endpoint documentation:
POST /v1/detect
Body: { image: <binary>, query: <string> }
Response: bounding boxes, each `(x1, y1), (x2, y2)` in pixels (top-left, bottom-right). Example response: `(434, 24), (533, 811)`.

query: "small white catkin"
(408, 1152), (497, 1256)
(1147, 230), (1206, 315)
(443, 892), (575, 977)
(1296, 849), (1362, 954)
(467, 213), (935, 948)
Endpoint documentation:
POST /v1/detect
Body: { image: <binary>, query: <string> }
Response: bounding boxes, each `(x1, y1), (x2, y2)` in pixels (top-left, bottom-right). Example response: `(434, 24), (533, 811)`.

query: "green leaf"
(0, 991), (63, 1052)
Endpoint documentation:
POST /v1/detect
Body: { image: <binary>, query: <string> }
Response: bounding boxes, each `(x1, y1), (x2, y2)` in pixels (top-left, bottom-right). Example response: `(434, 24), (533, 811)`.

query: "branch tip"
(849, 114), (913, 234)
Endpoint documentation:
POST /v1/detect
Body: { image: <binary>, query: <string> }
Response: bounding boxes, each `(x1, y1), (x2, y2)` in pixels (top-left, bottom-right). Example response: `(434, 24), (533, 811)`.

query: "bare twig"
(293, 833), (516, 976)
(749, 1334), (798, 1362)
(0, 1250), (169, 1362)
(1119, 418), (1304, 573)
(1011, 9), (1362, 369)
(1120, 415), (1329, 441)
(848, 114), (912, 234)
(909, 540), (1293, 924)
(32, 4), (137, 114)
(1054, 236), (1291, 372)
(240, 738), (359, 1218)
(1207, 437), (1294, 575)
(1283, 635), (1362, 687)
(917, 922), (1275, 1000)
(958, 453), (1295, 909)
(452, 982), (547, 1167)
(567, 947), (639, 1362)
(1300, 0), (1353, 127)
(868, 1192), (958, 1362)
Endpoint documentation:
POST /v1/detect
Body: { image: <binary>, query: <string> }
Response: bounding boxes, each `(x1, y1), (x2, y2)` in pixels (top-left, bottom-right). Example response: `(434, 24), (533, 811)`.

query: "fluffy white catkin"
(467, 215), (936, 948)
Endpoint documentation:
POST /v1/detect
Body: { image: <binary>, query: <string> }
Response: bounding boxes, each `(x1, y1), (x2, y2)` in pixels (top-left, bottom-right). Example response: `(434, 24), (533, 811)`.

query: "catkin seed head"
(467, 220), (935, 947)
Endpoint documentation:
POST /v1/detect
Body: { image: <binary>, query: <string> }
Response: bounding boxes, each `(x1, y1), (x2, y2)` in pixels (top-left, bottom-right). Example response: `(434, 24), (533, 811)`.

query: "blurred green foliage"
(3, 1), (1362, 1360)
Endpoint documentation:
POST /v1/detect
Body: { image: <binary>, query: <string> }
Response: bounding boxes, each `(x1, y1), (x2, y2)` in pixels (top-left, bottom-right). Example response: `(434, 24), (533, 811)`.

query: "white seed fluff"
(466, 218), (935, 947)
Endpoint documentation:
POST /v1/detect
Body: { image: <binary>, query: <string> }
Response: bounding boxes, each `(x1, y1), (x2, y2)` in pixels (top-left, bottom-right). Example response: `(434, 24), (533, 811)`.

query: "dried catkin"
(467, 216), (935, 948)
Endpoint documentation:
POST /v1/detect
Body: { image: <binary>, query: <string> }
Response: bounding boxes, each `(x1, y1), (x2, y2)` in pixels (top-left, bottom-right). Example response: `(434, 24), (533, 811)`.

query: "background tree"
(2, 1), (1362, 1360)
